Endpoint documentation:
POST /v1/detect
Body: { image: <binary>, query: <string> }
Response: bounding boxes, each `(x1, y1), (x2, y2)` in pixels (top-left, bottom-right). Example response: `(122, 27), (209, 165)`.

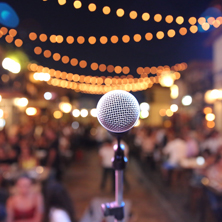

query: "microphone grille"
(97, 90), (140, 133)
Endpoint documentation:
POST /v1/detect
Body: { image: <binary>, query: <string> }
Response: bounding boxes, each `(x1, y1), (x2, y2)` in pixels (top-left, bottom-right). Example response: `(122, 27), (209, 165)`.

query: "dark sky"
(1, 0), (215, 78)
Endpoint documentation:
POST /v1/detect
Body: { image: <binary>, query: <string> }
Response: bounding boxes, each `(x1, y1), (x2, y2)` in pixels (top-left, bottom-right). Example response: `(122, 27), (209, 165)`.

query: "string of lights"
(52, 0), (222, 30)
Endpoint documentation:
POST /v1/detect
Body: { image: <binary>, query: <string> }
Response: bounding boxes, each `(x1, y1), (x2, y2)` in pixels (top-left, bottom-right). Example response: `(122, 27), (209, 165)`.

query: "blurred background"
(0, 0), (222, 222)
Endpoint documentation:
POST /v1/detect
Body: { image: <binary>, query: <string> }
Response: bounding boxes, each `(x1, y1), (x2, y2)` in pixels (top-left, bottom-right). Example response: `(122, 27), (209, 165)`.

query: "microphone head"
(97, 90), (140, 133)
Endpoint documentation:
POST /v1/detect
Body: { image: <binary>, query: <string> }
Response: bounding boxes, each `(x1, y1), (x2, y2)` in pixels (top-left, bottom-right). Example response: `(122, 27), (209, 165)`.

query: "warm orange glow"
(56, 35), (64, 43)
(159, 109), (166, 116)
(145, 33), (153, 41)
(122, 66), (130, 74)
(156, 31), (164, 39)
(58, 0), (66, 5)
(1, 27), (8, 35)
(164, 120), (172, 128)
(150, 67), (157, 74)
(91, 63), (98, 71)
(213, 20), (220, 28)
(88, 3), (96, 12)
(133, 34), (141, 42)
(62, 56), (70, 64)
(188, 17), (197, 25)
(176, 16), (184, 25)
(5, 35), (13, 43)
(103, 6), (111, 15)
(73, 0), (82, 9)
(129, 11), (137, 19)
(110, 35), (118, 44)
(122, 35), (130, 43)
(88, 36), (96, 44)
(79, 60), (87, 68)
(14, 39), (23, 47)
(116, 8), (124, 17)
(175, 72), (181, 79)
(142, 13), (150, 21)
(144, 67), (150, 74)
(115, 66), (122, 74)
(166, 109), (173, 117)
(179, 27), (187, 35)
(217, 16), (222, 23)
(107, 65), (114, 73)
(154, 14), (162, 22)
(100, 36), (108, 44)
(190, 25), (198, 33)
(73, 74), (80, 82)
(50, 35), (57, 43)
(39, 34), (47, 42)
(203, 107), (213, 114)
(77, 36), (85, 44)
(34, 46), (42, 55)
(43, 50), (52, 58)
(167, 29), (176, 38)
(9, 29), (17, 37)
(198, 17), (206, 25)
(202, 23), (210, 31)
(137, 67), (144, 75)
(207, 17), (215, 25)
(99, 64), (106, 72)
(53, 53), (61, 61)
(66, 36), (74, 44)
(70, 58), (78, 66)
(207, 121), (215, 128)
(165, 15), (173, 23)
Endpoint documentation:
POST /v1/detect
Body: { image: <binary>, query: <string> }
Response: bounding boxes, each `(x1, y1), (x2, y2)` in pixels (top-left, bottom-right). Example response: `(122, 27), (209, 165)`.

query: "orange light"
(129, 11), (137, 19)
(159, 109), (166, 116)
(116, 8), (124, 17)
(88, 36), (96, 44)
(100, 36), (108, 44)
(137, 67), (144, 75)
(154, 14), (162, 22)
(110, 35), (118, 44)
(165, 15), (173, 23)
(202, 23), (210, 31)
(50, 35), (56, 43)
(107, 65), (114, 73)
(1, 27), (8, 35)
(88, 3), (96, 12)
(39, 33), (47, 42)
(179, 27), (187, 35)
(62, 56), (70, 64)
(207, 17), (215, 25)
(91, 63), (98, 71)
(73, 0), (82, 9)
(5, 35), (13, 43)
(122, 66), (130, 74)
(77, 36), (85, 44)
(9, 29), (17, 37)
(66, 36), (74, 44)
(166, 109), (173, 117)
(207, 121), (215, 128)
(53, 53), (61, 61)
(188, 17), (197, 25)
(198, 17), (206, 25)
(115, 66), (122, 74)
(14, 39), (23, 47)
(103, 6), (111, 15)
(142, 12), (150, 21)
(176, 16), (184, 25)
(79, 60), (87, 68)
(167, 29), (176, 38)
(70, 58), (78, 66)
(156, 31), (164, 39)
(56, 35), (64, 43)
(145, 32), (153, 41)
(213, 20), (220, 28)
(34, 46), (42, 55)
(99, 64), (106, 72)
(203, 107), (212, 114)
(58, 0), (66, 5)
(190, 25), (198, 33)
(122, 35), (130, 43)
(43, 50), (52, 58)
(133, 34), (141, 42)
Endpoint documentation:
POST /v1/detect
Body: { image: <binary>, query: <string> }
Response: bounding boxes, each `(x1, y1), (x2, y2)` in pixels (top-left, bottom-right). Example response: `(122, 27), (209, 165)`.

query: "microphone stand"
(101, 135), (127, 222)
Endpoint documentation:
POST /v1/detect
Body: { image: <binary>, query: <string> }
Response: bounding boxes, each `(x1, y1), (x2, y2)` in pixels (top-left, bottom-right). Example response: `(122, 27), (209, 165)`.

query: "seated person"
(6, 175), (43, 222)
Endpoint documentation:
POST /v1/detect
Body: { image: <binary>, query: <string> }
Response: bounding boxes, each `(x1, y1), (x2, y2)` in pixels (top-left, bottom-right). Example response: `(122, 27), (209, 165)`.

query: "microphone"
(97, 90), (140, 134)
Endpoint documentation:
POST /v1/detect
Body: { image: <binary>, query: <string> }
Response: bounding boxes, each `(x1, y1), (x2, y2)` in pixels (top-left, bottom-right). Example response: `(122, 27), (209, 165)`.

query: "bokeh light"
(182, 95), (192, 106)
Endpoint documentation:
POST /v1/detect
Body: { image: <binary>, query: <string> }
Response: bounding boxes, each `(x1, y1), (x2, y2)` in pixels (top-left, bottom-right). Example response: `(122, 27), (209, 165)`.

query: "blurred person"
(19, 140), (38, 170)
(43, 181), (76, 222)
(6, 175), (43, 222)
(185, 132), (199, 158)
(99, 139), (115, 192)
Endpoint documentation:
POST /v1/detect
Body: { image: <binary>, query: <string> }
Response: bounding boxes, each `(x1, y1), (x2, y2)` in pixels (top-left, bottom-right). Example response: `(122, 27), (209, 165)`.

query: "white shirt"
(50, 208), (71, 222)
(163, 138), (187, 165)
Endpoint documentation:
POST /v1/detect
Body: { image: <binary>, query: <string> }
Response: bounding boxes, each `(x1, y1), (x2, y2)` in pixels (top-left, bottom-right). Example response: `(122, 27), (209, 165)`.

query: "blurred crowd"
(0, 118), (222, 221)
